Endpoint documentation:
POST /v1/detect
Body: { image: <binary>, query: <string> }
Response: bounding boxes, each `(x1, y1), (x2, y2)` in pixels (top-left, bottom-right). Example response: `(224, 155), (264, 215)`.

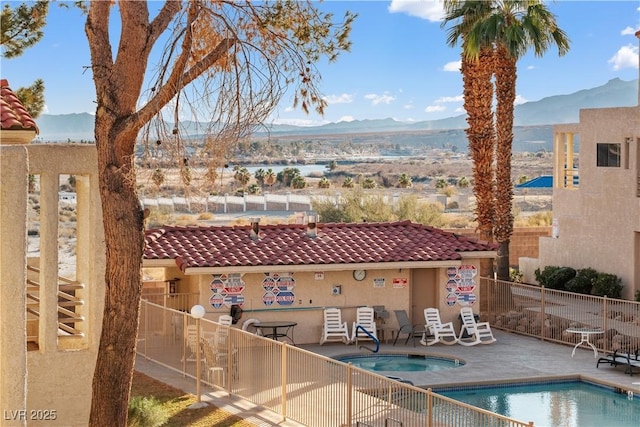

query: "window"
(596, 143), (621, 167)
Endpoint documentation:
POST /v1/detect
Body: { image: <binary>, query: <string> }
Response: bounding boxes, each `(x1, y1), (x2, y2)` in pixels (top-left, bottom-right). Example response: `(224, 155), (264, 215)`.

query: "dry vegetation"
(130, 371), (254, 427)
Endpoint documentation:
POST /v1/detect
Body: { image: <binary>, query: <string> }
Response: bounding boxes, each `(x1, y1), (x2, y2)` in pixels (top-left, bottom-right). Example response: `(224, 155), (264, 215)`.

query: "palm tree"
(442, 0), (496, 249)
(318, 177), (331, 188)
(254, 168), (266, 186)
(264, 168), (277, 187)
(490, 2), (569, 280)
(443, 0), (569, 280)
(362, 177), (376, 189)
(234, 167), (251, 190)
(397, 173), (412, 188)
(342, 177), (354, 188)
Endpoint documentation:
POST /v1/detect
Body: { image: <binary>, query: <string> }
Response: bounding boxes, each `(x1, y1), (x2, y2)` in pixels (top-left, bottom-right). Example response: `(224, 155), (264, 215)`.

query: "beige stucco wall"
(540, 106), (640, 299)
(180, 257), (487, 345)
(0, 144), (105, 426)
(1, 145), (29, 426)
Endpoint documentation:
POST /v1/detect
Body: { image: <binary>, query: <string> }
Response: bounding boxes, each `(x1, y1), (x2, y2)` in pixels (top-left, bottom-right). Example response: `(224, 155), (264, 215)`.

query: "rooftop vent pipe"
(307, 214), (317, 238)
(250, 217), (260, 240)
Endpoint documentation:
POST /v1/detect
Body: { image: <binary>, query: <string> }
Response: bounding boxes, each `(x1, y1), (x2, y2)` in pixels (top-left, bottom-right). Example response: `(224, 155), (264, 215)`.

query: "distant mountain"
(35, 78), (637, 142)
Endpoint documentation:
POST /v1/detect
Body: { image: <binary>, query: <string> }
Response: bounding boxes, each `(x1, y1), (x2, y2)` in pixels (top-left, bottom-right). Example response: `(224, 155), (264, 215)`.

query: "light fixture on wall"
(331, 285), (341, 295)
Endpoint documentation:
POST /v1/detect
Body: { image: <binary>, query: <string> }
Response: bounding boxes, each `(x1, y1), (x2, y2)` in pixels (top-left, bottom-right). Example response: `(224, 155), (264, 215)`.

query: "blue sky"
(2, 1), (639, 126)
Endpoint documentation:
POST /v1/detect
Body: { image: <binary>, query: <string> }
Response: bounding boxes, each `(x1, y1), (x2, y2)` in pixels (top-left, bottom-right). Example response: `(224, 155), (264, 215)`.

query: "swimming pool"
(436, 379), (640, 427)
(337, 353), (464, 373)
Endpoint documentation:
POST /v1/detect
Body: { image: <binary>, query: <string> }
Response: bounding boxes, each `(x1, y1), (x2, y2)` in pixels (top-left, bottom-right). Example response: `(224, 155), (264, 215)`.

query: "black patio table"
(254, 321), (297, 345)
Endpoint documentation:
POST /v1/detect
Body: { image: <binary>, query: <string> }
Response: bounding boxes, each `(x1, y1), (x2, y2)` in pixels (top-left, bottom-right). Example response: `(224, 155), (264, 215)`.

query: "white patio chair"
(319, 307), (350, 345)
(421, 308), (458, 346)
(351, 306), (377, 345)
(458, 307), (496, 346)
(241, 318), (263, 336)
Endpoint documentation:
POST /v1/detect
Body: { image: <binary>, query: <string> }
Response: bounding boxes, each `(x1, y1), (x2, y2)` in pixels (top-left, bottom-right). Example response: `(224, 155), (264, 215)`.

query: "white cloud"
(324, 93), (354, 104)
(403, 103), (414, 110)
(364, 93), (395, 105)
(608, 44), (640, 70)
(388, 0), (445, 22)
(620, 26), (638, 36)
(443, 60), (462, 72)
(514, 95), (528, 105)
(337, 116), (355, 123)
(434, 95), (463, 104)
(454, 106), (465, 114)
(526, 65), (535, 70)
(425, 105), (446, 113)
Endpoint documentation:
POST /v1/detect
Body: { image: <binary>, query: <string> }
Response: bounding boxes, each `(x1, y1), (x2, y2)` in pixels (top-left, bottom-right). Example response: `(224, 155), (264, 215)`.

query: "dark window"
(596, 143), (621, 167)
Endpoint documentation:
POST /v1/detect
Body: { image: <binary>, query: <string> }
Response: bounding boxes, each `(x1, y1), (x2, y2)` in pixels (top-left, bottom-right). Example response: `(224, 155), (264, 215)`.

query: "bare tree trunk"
(89, 113), (145, 426)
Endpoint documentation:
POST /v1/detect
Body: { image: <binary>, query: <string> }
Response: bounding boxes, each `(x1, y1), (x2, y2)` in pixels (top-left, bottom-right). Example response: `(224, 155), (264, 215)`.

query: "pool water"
(338, 354), (464, 372)
(437, 380), (640, 427)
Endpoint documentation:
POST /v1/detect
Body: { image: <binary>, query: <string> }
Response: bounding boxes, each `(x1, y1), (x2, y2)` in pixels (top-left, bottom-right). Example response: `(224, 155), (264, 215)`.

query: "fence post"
(282, 343), (288, 421)
(347, 363), (353, 427)
(427, 388), (433, 427)
(540, 286), (546, 342)
(603, 296), (608, 352)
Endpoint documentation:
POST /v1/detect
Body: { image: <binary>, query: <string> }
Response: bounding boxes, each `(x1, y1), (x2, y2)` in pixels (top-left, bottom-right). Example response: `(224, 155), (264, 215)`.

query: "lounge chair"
(392, 309), (424, 346)
(351, 306), (378, 345)
(421, 308), (458, 346)
(458, 307), (496, 346)
(597, 349), (640, 376)
(319, 308), (350, 345)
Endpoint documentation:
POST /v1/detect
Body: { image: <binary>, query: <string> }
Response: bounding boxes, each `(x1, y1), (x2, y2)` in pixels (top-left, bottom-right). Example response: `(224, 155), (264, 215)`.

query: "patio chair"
(458, 307), (496, 346)
(351, 306), (378, 345)
(393, 310), (424, 346)
(218, 314), (233, 326)
(421, 308), (458, 346)
(201, 338), (226, 387)
(319, 307), (350, 345)
(241, 318), (263, 336)
(184, 324), (199, 362)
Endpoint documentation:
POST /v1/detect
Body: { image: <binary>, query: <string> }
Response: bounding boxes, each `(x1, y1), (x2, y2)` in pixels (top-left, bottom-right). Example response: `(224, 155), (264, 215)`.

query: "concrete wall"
(539, 106), (640, 300)
(444, 227), (551, 267)
(0, 144), (105, 426)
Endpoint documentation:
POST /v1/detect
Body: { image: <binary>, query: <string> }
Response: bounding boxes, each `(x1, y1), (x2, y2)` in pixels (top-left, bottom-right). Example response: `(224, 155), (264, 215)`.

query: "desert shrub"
(197, 212), (214, 221)
(127, 396), (168, 427)
(534, 265), (562, 287)
(591, 273), (623, 298)
(510, 268), (524, 283)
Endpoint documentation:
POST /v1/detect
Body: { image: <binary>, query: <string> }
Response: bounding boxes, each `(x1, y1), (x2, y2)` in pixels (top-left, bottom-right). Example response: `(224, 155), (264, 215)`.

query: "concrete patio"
(134, 329), (640, 426)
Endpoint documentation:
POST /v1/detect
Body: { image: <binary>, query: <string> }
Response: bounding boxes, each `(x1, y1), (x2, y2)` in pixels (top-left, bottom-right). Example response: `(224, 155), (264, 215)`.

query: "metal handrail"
(354, 324), (379, 353)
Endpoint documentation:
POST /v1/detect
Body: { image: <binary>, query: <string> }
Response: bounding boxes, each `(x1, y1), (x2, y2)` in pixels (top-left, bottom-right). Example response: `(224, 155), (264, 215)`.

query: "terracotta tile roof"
(144, 220), (497, 270)
(0, 79), (39, 133)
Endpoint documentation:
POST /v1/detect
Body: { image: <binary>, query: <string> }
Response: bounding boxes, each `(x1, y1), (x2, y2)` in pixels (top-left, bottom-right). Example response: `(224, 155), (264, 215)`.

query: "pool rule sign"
(444, 265), (477, 307)
(261, 273), (296, 306)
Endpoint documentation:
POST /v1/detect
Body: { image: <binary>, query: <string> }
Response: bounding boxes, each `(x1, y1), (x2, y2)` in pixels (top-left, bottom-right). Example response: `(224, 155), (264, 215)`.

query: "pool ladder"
(354, 324), (379, 353)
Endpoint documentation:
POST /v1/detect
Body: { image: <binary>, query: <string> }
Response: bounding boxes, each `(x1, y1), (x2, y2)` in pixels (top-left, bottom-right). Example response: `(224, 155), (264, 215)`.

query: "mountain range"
(34, 78), (638, 143)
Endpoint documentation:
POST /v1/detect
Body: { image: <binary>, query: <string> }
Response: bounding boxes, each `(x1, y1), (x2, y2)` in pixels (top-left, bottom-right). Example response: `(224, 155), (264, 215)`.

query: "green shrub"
(565, 275), (592, 294)
(534, 265), (561, 287)
(127, 396), (168, 427)
(591, 273), (623, 298)
(546, 267), (576, 290)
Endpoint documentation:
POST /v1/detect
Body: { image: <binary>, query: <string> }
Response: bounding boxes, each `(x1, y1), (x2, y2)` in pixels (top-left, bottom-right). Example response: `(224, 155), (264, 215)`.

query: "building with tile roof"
(0, 79), (39, 144)
(143, 219), (497, 343)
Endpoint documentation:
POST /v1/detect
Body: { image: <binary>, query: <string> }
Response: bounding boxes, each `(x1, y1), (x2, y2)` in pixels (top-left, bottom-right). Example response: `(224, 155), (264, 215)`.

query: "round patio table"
(254, 321), (297, 345)
(565, 327), (603, 358)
